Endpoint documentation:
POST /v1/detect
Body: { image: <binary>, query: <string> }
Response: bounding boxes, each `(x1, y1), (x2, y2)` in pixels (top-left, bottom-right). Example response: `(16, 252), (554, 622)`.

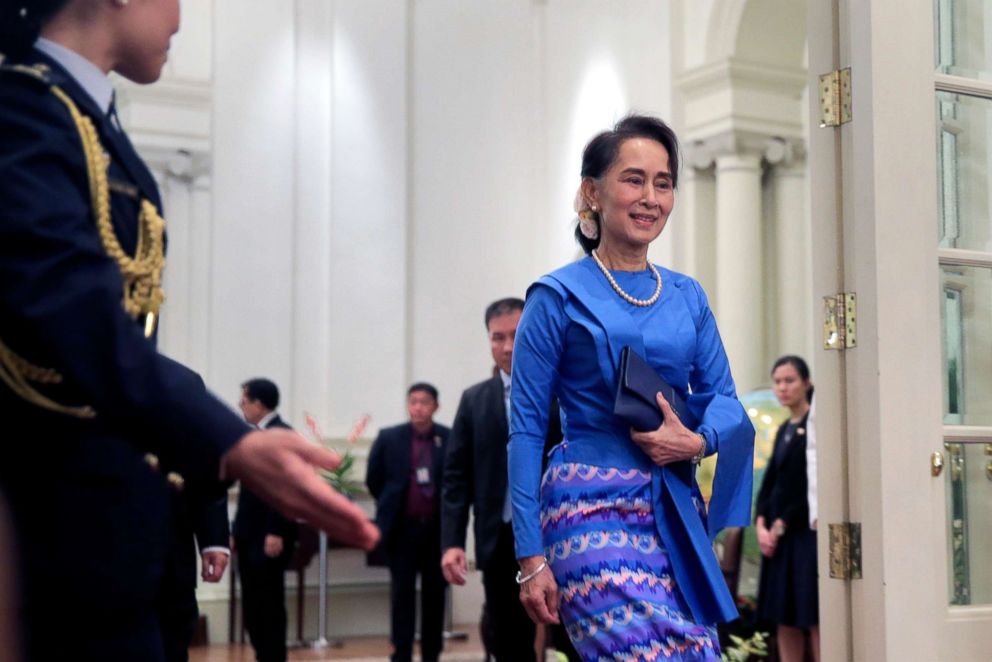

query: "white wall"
(152, 0), (675, 431)
(207, 0), (412, 432)
(409, 0), (545, 410)
(410, 0), (673, 411)
(210, 2), (297, 408)
(325, 1), (410, 433)
(136, 0), (675, 640)
(541, 0), (674, 271)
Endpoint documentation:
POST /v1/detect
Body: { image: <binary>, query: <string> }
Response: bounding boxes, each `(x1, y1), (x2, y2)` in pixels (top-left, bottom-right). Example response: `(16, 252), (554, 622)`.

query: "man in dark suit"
(366, 383), (450, 662)
(441, 298), (558, 662)
(158, 493), (230, 662)
(233, 378), (299, 662)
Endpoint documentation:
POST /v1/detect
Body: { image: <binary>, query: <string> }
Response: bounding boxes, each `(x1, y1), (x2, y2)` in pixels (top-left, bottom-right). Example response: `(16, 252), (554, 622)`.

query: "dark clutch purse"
(614, 346), (693, 432)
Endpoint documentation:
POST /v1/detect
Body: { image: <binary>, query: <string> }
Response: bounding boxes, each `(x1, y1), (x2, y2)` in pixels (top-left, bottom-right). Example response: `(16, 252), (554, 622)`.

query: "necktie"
(502, 381), (513, 523)
(107, 93), (124, 133)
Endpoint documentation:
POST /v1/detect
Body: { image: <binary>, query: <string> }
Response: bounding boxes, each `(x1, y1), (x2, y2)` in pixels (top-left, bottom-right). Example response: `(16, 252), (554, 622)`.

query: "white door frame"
(811, 0), (992, 659)
(841, 2), (944, 655)
(806, 0), (852, 659)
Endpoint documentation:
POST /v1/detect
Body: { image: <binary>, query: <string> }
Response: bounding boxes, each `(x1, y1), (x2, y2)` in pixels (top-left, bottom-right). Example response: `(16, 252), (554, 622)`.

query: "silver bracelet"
(690, 432), (707, 464)
(515, 559), (548, 585)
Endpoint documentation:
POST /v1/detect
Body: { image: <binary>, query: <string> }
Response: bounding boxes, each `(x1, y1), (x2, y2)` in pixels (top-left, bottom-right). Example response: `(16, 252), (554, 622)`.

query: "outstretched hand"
(629, 392), (703, 467)
(222, 429), (380, 551)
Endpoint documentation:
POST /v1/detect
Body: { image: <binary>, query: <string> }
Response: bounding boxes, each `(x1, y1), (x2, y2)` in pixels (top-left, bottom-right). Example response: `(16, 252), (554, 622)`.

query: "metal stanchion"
(308, 531), (344, 650)
(443, 585), (468, 641)
(311, 531), (330, 649)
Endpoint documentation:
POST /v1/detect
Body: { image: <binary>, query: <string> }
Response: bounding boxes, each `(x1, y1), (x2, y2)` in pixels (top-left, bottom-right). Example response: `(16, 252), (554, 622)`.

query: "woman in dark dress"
(756, 355), (818, 662)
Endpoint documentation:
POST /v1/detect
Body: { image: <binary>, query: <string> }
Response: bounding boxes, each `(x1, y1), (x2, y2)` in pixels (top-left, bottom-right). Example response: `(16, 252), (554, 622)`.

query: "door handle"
(931, 451), (944, 477)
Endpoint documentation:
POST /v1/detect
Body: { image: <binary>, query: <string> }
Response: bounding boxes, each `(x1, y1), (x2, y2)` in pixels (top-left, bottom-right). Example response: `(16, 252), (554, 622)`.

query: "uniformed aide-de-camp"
(0, 1), (379, 660)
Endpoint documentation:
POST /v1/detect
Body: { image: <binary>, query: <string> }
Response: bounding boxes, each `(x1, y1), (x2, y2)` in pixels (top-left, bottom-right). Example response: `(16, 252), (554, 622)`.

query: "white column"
(184, 175), (214, 375)
(157, 168), (194, 364)
(142, 151), (213, 375)
(155, 168), (191, 360)
(771, 157), (809, 359)
(670, 165), (716, 292)
(290, 0), (334, 429)
(715, 152), (765, 392)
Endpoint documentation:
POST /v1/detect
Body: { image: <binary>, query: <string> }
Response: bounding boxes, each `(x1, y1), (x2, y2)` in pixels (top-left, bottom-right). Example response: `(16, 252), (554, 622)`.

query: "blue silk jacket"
(508, 256), (754, 624)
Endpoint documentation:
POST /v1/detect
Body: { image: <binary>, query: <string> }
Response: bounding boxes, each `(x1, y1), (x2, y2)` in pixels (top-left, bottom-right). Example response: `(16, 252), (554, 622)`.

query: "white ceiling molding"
(114, 77), (213, 157)
(675, 57), (806, 146)
(705, 0), (748, 63)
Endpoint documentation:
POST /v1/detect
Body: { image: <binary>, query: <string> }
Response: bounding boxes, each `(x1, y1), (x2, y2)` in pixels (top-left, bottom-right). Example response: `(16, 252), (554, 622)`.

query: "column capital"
(684, 130), (805, 171)
(141, 146), (212, 184)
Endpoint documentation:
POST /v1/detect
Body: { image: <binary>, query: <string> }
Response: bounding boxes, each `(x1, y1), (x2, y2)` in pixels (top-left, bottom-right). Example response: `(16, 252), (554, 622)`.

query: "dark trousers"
(238, 550), (288, 662)
(22, 608), (166, 661)
(157, 580), (198, 662)
(482, 522), (537, 662)
(387, 517), (446, 662)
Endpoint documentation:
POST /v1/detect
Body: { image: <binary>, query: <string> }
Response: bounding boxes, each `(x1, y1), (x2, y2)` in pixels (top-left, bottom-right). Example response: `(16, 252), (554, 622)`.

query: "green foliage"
(319, 450), (365, 498)
(721, 630), (769, 662)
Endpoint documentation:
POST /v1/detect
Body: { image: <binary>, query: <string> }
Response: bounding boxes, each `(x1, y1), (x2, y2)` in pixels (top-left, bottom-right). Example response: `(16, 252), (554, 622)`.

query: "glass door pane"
(940, 265), (992, 425)
(936, 0), (992, 81)
(944, 442), (992, 605)
(937, 92), (992, 251)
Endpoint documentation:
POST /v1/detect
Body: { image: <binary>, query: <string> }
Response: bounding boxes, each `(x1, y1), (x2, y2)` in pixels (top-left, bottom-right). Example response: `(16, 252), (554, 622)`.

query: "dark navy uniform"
(159, 492), (230, 662)
(0, 47), (250, 660)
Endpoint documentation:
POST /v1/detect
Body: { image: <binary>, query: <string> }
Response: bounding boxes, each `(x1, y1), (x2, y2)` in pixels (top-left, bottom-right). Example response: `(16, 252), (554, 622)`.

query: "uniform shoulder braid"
(0, 57), (53, 87)
(0, 66), (166, 420)
(46, 84), (167, 336)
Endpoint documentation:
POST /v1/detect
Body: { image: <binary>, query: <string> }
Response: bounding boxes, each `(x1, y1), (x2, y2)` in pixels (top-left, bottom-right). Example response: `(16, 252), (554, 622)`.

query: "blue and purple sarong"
(542, 461), (720, 662)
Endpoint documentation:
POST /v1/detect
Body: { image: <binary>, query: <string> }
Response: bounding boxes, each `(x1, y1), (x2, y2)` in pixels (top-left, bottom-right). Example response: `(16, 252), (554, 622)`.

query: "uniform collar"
(34, 37), (114, 115)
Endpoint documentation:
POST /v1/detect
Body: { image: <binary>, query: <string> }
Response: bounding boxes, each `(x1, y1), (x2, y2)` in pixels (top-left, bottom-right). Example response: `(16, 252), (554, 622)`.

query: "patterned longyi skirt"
(541, 461), (720, 662)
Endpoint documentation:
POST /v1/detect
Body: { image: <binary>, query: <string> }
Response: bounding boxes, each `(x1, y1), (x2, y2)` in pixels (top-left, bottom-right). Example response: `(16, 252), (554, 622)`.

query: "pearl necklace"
(591, 250), (662, 307)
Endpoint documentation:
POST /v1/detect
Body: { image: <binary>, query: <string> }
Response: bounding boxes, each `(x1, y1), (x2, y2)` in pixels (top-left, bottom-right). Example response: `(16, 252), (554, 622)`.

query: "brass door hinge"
(819, 68), (852, 127)
(828, 522), (862, 579)
(823, 292), (857, 350)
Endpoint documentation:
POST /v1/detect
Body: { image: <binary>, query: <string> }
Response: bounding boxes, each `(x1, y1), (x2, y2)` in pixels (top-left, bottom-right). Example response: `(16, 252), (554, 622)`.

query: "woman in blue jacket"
(508, 115), (754, 661)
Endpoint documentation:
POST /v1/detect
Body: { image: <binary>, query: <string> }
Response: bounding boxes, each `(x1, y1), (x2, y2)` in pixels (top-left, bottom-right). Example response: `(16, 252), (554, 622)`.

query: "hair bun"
(0, 1), (70, 59)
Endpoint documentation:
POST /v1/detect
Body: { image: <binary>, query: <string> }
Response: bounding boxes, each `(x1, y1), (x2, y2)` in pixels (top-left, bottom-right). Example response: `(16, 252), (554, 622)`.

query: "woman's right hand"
(757, 525), (778, 558)
(518, 556), (560, 625)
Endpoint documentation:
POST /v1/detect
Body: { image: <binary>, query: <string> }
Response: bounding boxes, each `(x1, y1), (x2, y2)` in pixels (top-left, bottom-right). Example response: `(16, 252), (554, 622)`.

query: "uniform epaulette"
(0, 58), (53, 87)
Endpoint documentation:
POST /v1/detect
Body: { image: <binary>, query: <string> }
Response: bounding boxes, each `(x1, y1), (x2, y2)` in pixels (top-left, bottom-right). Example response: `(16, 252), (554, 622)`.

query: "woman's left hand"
(630, 392), (703, 467)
